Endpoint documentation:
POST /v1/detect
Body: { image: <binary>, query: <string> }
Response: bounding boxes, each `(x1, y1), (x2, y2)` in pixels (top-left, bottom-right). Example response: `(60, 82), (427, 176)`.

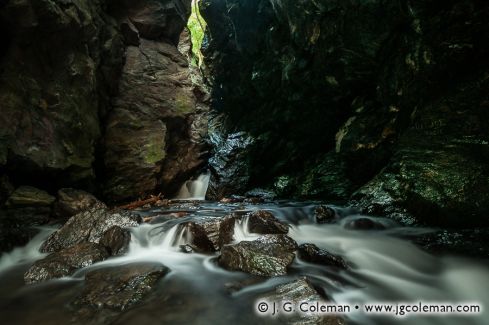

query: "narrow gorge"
(0, 0), (488, 324)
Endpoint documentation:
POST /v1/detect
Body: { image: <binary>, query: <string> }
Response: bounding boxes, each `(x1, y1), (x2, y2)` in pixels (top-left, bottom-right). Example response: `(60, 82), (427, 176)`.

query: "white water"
(0, 227), (55, 274)
(0, 203), (487, 325)
(289, 223), (489, 325)
(176, 172), (211, 200)
(232, 216), (260, 243)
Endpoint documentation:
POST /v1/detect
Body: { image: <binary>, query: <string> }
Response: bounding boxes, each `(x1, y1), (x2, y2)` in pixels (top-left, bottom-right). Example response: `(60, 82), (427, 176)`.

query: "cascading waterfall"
(176, 172), (211, 200)
(0, 202), (487, 325)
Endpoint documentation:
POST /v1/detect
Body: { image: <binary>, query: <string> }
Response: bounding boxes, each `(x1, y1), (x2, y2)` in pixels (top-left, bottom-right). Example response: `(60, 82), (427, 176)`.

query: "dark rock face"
(413, 228), (489, 258)
(184, 215), (236, 252)
(24, 243), (109, 284)
(0, 0), (209, 204)
(247, 210), (288, 235)
(202, 0), (489, 227)
(74, 263), (169, 311)
(261, 277), (344, 325)
(0, 0), (124, 187)
(103, 0), (210, 201)
(219, 235), (297, 276)
(0, 185), (54, 252)
(207, 114), (254, 200)
(298, 244), (348, 269)
(6, 186), (55, 207)
(41, 208), (141, 253)
(54, 188), (104, 219)
(0, 175), (14, 205)
(99, 226), (132, 256)
(0, 0), (212, 252)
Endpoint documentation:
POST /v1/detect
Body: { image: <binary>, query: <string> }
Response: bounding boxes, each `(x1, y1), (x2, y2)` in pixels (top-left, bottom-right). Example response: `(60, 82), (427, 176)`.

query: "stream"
(0, 201), (487, 324)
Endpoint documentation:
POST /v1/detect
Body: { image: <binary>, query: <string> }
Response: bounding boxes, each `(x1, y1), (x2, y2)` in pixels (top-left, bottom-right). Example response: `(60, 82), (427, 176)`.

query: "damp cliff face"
(0, 0), (210, 250)
(102, 0), (210, 201)
(201, 0), (489, 227)
(0, 0), (209, 202)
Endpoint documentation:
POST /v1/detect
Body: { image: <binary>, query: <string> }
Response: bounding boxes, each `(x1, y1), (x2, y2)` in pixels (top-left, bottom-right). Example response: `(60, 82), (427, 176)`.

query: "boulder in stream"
(99, 226), (131, 256)
(314, 206), (336, 224)
(219, 235), (298, 276)
(24, 242), (109, 284)
(298, 244), (348, 270)
(184, 215), (237, 252)
(74, 263), (170, 311)
(247, 210), (289, 235)
(261, 277), (345, 325)
(40, 208), (141, 253)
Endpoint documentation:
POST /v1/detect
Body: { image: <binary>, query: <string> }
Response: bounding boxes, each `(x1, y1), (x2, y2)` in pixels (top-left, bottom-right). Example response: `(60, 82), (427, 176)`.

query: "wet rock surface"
(41, 208), (141, 253)
(184, 215), (236, 252)
(74, 263), (170, 311)
(261, 277), (345, 325)
(99, 226), (132, 256)
(219, 235), (298, 276)
(24, 243), (109, 284)
(207, 114), (254, 200)
(314, 206), (336, 224)
(247, 210), (289, 234)
(298, 244), (348, 270)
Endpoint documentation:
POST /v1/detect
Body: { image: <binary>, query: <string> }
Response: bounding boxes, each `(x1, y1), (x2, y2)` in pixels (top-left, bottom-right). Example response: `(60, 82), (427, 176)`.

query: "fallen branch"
(118, 194), (163, 210)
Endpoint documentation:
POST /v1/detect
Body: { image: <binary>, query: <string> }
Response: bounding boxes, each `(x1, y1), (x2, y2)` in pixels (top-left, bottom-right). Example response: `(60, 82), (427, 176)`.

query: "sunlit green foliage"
(187, 0), (206, 67)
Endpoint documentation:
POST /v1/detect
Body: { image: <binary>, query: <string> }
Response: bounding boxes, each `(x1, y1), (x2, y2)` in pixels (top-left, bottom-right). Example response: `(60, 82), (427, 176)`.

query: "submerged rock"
(74, 263), (169, 311)
(24, 243), (109, 284)
(298, 244), (348, 269)
(53, 188), (104, 219)
(219, 235), (298, 276)
(261, 277), (345, 325)
(99, 226), (131, 256)
(344, 218), (386, 231)
(40, 208), (141, 253)
(184, 215), (236, 252)
(247, 210), (288, 234)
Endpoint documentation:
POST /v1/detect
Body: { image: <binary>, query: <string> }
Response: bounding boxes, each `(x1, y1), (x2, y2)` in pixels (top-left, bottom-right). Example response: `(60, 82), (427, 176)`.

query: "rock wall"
(0, 0), (209, 203)
(201, 0), (489, 227)
(0, 0), (210, 250)
(102, 0), (210, 201)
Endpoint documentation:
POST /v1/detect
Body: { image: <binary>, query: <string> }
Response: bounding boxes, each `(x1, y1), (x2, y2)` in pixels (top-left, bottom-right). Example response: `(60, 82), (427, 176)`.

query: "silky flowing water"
(0, 201), (487, 324)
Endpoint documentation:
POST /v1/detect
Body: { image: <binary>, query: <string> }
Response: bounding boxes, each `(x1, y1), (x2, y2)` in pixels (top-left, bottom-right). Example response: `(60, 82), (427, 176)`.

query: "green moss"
(174, 92), (194, 115)
(187, 0), (206, 67)
(143, 138), (166, 165)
